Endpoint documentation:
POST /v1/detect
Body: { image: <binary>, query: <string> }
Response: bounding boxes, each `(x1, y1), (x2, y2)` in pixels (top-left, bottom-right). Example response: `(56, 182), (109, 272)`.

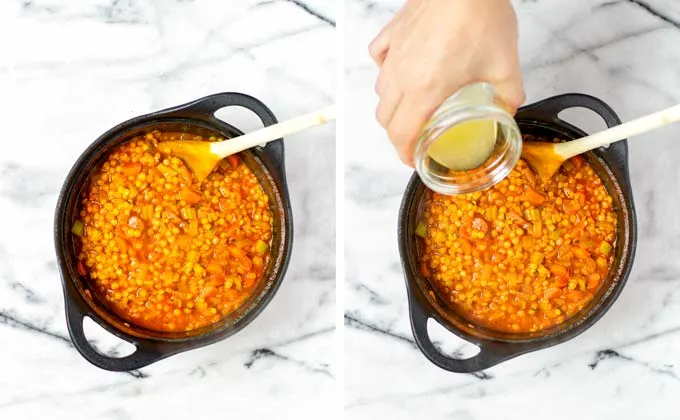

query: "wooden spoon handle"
(211, 105), (337, 158)
(557, 103), (680, 159)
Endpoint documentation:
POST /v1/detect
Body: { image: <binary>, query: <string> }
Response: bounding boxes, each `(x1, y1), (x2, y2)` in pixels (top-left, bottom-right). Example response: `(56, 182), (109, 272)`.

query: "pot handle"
(65, 295), (174, 372)
(163, 92), (286, 175)
(408, 293), (533, 373)
(518, 93), (628, 169)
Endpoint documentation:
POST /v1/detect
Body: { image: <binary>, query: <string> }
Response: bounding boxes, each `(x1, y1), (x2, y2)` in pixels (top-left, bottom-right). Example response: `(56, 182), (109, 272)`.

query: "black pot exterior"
(54, 93), (294, 371)
(400, 94), (638, 373)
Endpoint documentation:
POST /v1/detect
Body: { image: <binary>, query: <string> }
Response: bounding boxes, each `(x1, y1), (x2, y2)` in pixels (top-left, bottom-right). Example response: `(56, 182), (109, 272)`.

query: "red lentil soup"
(72, 131), (273, 332)
(417, 154), (617, 333)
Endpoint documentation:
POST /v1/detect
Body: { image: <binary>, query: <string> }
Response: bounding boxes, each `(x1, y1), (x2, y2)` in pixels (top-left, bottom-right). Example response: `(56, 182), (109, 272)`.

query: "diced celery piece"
(599, 241), (612, 255)
(72, 220), (84, 237)
(415, 222), (427, 238)
(255, 239), (269, 255)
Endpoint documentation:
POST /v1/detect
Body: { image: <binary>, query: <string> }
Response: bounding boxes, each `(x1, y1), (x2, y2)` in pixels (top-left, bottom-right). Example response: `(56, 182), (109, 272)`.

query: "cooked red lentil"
(418, 154), (616, 333)
(73, 131), (273, 332)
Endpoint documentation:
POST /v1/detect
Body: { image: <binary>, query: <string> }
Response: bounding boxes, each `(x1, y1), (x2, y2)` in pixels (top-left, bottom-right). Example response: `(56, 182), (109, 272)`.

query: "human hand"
(369, 0), (525, 166)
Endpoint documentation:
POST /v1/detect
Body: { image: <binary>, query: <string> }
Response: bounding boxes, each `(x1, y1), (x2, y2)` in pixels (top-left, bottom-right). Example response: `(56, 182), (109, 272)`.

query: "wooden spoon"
(522, 103), (680, 180)
(160, 105), (336, 182)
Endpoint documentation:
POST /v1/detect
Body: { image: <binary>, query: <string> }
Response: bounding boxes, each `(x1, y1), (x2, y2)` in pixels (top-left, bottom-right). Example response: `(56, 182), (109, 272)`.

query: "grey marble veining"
(0, 1), (335, 418)
(345, 0), (680, 419)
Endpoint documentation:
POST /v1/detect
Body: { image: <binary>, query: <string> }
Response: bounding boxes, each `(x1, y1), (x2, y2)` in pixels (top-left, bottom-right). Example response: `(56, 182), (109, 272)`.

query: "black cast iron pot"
(399, 94), (637, 373)
(54, 92), (294, 371)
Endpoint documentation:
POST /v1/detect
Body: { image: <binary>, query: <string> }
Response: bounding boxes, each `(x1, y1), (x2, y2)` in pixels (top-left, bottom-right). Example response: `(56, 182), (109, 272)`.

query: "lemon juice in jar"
(414, 83), (522, 195)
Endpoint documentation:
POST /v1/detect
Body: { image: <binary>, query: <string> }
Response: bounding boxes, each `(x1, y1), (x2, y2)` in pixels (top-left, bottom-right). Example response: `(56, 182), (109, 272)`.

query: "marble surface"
(0, 1), (335, 419)
(345, 0), (680, 419)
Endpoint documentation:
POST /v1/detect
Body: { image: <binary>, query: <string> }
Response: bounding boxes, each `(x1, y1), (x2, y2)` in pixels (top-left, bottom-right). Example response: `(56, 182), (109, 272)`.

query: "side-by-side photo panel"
(0, 1), (335, 418)
(345, 0), (680, 419)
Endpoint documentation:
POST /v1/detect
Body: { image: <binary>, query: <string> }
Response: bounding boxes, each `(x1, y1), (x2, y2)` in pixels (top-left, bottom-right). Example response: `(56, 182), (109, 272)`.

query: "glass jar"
(414, 83), (522, 195)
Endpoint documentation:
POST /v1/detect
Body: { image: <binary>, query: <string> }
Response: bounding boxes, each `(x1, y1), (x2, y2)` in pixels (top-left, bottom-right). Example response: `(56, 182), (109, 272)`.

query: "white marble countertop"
(345, 0), (680, 419)
(0, 1), (335, 419)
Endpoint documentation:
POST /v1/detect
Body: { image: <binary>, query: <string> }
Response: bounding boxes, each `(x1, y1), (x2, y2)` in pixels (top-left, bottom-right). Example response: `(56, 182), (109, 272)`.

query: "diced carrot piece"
(200, 286), (216, 298)
(563, 200), (580, 214)
(141, 204), (154, 221)
(584, 258), (597, 274)
(520, 236), (535, 250)
(218, 198), (231, 212)
(189, 219), (199, 236)
(459, 238), (473, 254)
(180, 188), (202, 204)
(137, 264), (149, 282)
(115, 237), (129, 253)
(508, 211), (527, 226)
(227, 155), (240, 168)
(572, 247), (589, 259)
(480, 265), (492, 282)
(524, 187), (545, 206)
(239, 257), (253, 272)
(147, 167), (162, 179)
(209, 273), (226, 287)
(212, 244), (228, 259)
(228, 246), (246, 259)
(550, 264), (569, 278)
(571, 156), (585, 169)
(206, 263), (224, 275)
(176, 235), (192, 249)
(567, 291), (584, 302)
(587, 273), (601, 289)
(544, 288), (561, 299)
(243, 273), (257, 288)
(77, 260), (87, 276)
(121, 163), (142, 177)
(556, 277), (569, 287)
